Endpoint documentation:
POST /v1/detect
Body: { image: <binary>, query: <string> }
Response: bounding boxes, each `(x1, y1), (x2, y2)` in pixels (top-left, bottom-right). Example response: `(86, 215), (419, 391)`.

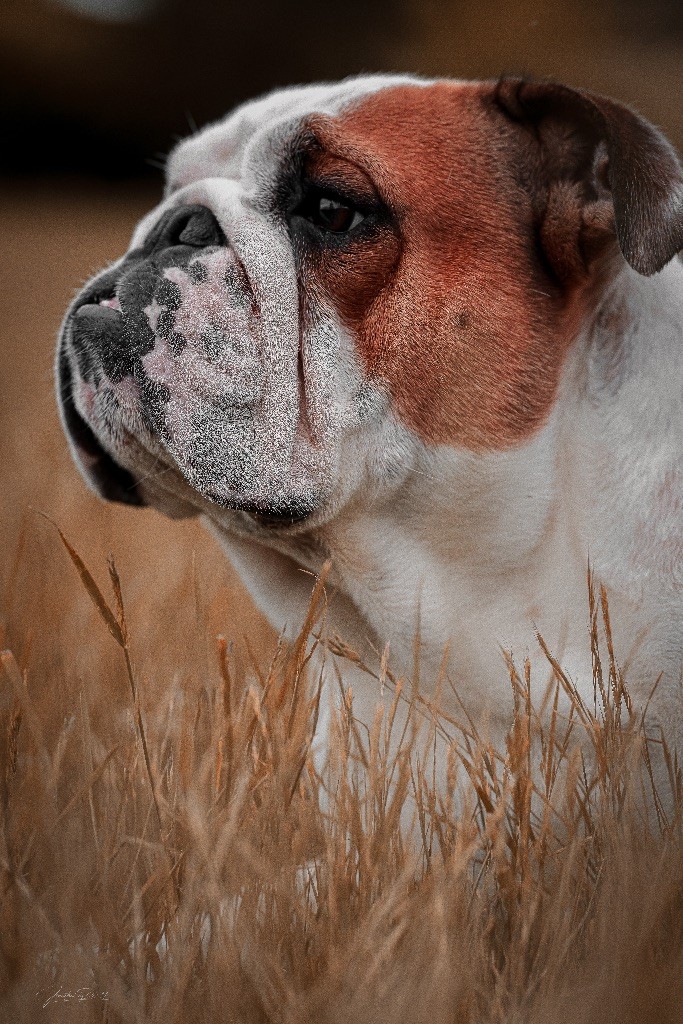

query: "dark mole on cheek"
(156, 278), (182, 310)
(148, 277), (184, 346)
(189, 261), (208, 283)
(168, 332), (188, 356)
(134, 366), (171, 432)
(156, 309), (176, 339)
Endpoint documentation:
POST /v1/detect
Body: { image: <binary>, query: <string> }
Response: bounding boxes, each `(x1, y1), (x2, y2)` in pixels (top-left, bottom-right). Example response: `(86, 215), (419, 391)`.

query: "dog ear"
(494, 78), (683, 278)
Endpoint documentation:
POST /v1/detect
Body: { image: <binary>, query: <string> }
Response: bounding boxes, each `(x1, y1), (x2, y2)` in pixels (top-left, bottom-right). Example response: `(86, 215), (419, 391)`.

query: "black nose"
(151, 204), (226, 251)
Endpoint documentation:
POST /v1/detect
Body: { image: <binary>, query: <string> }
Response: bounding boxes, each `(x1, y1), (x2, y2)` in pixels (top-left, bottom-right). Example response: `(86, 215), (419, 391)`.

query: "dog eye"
(304, 194), (365, 233)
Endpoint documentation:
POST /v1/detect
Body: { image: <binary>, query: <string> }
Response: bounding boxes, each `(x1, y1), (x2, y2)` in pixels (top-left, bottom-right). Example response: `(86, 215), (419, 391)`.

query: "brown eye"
(310, 195), (364, 233)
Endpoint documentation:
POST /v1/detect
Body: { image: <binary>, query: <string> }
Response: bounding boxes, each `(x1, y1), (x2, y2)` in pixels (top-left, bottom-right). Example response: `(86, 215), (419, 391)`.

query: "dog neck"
(313, 258), (683, 699)
(568, 256), (683, 601)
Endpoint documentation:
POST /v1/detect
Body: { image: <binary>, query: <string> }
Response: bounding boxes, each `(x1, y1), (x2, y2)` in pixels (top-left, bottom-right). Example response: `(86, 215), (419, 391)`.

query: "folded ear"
(494, 78), (683, 278)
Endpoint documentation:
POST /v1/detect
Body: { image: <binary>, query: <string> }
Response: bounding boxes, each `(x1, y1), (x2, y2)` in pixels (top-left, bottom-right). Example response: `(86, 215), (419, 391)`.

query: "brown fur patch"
(304, 83), (588, 450)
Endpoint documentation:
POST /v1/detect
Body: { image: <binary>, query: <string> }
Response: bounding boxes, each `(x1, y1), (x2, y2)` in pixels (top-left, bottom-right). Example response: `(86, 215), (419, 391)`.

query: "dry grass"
(1, 522), (682, 1024)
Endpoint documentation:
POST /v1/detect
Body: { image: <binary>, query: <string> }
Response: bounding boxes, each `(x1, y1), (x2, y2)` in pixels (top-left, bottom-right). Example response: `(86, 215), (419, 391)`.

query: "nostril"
(157, 204), (226, 250)
(178, 207), (225, 247)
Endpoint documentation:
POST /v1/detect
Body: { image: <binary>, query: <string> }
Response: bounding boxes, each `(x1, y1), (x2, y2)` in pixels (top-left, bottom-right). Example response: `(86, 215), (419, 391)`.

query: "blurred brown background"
(1, 0), (681, 703)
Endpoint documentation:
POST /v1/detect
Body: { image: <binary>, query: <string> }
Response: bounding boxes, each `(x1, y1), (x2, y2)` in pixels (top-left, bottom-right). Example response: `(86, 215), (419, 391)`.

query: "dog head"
(56, 75), (683, 534)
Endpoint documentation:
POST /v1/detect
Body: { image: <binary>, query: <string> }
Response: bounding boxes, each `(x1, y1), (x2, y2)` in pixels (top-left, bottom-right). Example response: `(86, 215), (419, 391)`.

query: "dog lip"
(71, 272), (123, 315)
(246, 508), (312, 529)
(98, 295), (123, 311)
(73, 301), (122, 320)
(57, 346), (146, 507)
(203, 491), (313, 527)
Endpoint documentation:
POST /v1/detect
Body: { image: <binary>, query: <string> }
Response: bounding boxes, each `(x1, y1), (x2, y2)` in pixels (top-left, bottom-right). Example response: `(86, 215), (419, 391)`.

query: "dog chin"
(58, 348), (324, 533)
(141, 477), (323, 532)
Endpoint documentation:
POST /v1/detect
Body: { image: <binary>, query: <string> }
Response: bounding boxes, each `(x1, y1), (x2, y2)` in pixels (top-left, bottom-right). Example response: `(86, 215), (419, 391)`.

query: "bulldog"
(56, 75), (683, 754)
